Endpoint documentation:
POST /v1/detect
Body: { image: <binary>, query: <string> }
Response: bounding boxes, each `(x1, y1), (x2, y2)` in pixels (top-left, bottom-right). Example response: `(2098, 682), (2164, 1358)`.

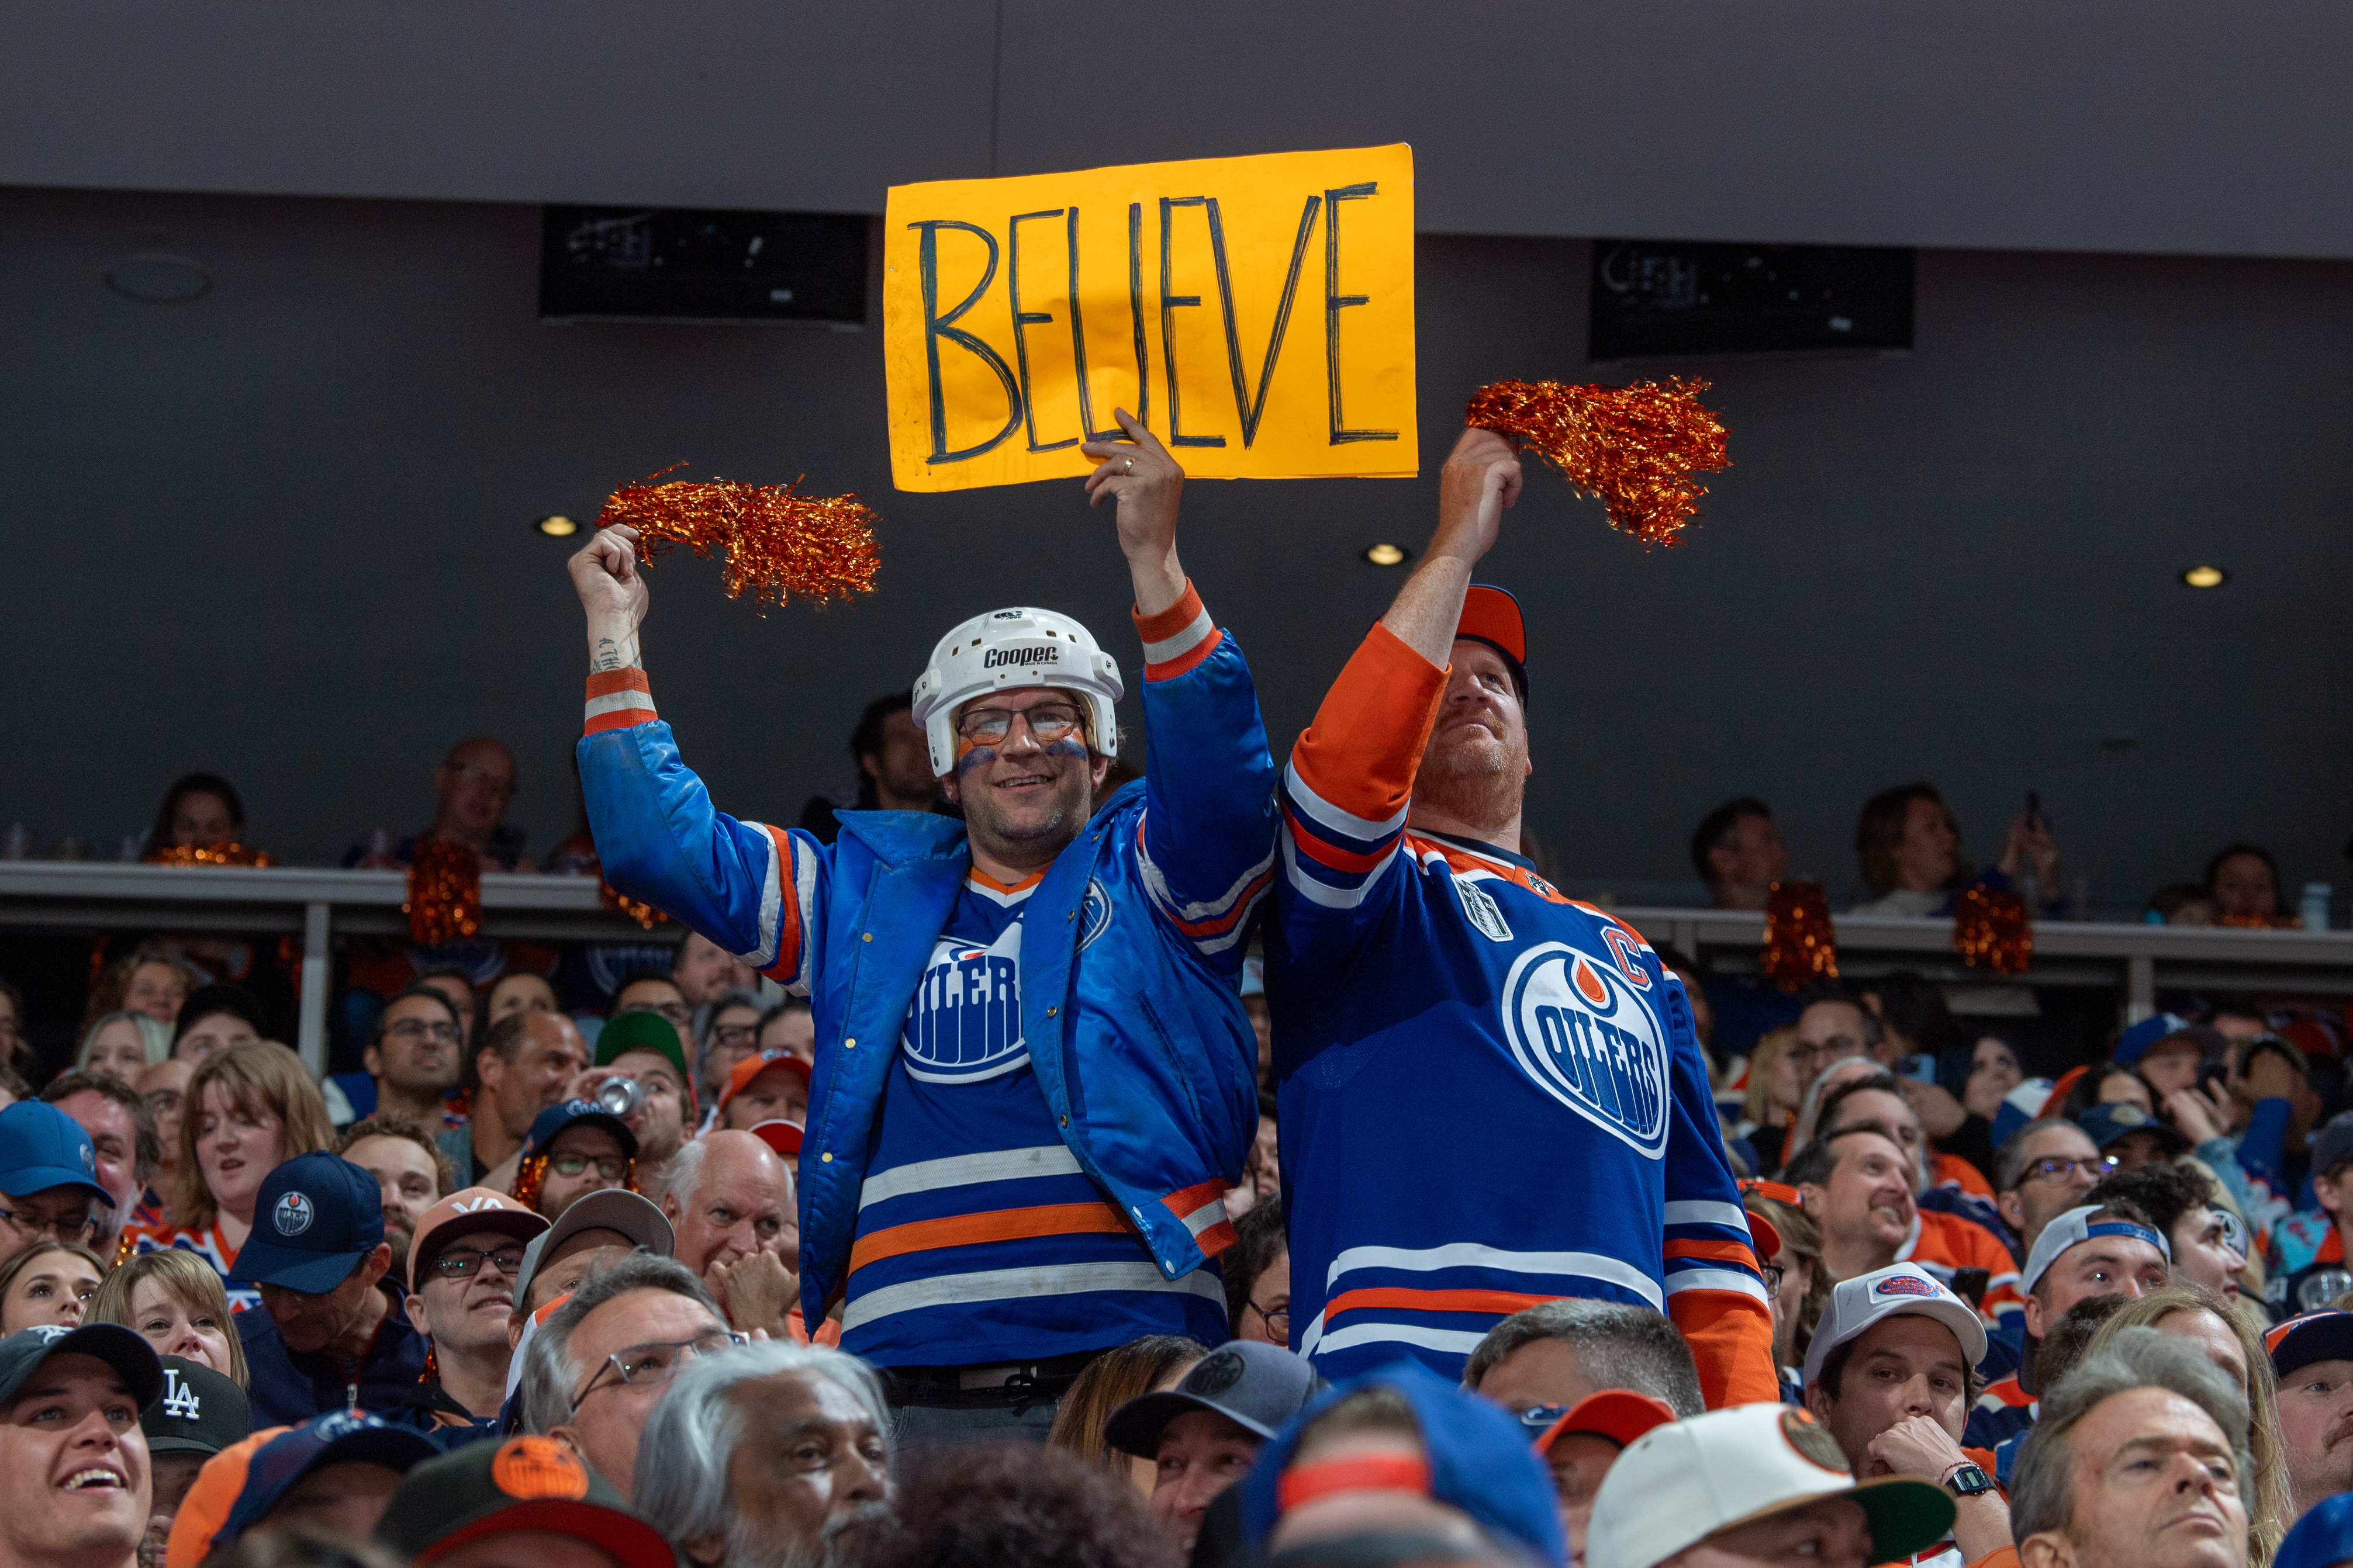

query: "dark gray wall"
(3, 184), (2348, 909)
(5, 3), (2353, 258)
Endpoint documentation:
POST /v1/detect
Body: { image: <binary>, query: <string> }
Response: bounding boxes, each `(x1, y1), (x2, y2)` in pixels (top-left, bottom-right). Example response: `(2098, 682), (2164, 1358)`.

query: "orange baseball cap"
(1456, 585), (1528, 689)
(406, 1186), (551, 1293)
(717, 1049), (812, 1119)
(1535, 1389), (1677, 1455)
(1746, 1207), (1784, 1266)
(165, 1425), (291, 1568)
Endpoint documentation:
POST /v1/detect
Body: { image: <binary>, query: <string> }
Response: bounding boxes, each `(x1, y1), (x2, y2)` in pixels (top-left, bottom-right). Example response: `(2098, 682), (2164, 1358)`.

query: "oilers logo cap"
(227, 1152), (383, 1293)
(1802, 1262), (1989, 1392)
(1584, 1403), (1952, 1568)
(911, 606), (1122, 777)
(0, 1100), (112, 1207)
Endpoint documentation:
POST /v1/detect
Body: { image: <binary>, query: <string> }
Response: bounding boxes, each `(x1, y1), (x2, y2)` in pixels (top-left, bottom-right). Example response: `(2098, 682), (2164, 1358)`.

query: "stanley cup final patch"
(1453, 875), (1514, 943)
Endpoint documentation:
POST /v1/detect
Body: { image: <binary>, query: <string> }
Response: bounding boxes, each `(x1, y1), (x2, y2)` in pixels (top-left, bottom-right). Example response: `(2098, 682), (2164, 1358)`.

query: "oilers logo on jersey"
(903, 925), (1027, 1083)
(1502, 942), (1672, 1158)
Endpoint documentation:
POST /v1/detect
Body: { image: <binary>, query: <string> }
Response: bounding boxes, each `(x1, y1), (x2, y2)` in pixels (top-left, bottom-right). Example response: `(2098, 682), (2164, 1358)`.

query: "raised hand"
(569, 523), (649, 672)
(1081, 408), (1187, 617)
(1434, 425), (1522, 566)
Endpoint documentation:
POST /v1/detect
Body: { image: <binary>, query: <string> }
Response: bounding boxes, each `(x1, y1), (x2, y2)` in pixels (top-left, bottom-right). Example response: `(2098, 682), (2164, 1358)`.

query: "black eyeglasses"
(709, 1024), (759, 1049)
(1249, 1297), (1290, 1335)
(385, 1019), (462, 1045)
(955, 704), (1085, 746)
(571, 1330), (749, 1409)
(2026, 1156), (2119, 1184)
(548, 1155), (627, 1182)
(431, 1247), (526, 1282)
(0, 1206), (96, 1243)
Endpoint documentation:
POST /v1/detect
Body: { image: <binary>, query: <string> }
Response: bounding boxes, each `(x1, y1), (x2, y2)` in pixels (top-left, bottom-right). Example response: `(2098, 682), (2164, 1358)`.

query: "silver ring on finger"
(1123, 456), (1135, 473)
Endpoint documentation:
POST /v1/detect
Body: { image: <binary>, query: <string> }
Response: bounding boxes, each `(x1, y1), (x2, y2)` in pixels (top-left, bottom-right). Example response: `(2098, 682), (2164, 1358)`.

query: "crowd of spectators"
(0, 720), (2344, 1567)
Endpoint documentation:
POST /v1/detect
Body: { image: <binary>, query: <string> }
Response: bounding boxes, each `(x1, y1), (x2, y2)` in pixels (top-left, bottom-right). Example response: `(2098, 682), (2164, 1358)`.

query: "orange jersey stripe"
(847, 1202), (1135, 1275)
(1664, 1238), (1762, 1268)
(761, 824), (801, 984)
(1669, 1287), (1779, 1408)
(1284, 808), (1396, 873)
(1323, 1286), (1557, 1325)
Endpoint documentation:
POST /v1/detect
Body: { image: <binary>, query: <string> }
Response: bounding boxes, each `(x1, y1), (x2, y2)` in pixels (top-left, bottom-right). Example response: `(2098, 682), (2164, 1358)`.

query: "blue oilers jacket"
(576, 583), (1277, 1331)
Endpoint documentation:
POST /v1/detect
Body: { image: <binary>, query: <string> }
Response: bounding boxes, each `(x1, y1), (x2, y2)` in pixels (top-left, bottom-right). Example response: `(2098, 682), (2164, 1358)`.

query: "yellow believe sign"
(884, 144), (1416, 490)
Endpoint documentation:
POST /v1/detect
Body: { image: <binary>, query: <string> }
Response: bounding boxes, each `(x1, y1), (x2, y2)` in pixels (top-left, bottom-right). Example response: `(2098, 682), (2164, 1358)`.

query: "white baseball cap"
(1583, 1403), (1953, 1568)
(1802, 1262), (1989, 1390)
(2021, 1204), (2171, 1297)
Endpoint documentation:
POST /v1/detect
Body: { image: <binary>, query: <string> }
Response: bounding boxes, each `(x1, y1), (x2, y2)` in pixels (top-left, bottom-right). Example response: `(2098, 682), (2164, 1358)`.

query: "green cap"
(596, 1010), (690, 1087)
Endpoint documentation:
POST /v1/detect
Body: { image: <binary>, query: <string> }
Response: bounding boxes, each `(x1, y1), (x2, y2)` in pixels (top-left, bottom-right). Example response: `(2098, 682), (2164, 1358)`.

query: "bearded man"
(1267, 424), (1774, 1405)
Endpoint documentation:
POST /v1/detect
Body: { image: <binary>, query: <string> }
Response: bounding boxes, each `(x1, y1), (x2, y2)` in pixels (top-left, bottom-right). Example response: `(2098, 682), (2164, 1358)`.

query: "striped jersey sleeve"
(579, 672), (824, 995)
(1128, 581), (1280, 971)
(1279, 624), (1447, 956)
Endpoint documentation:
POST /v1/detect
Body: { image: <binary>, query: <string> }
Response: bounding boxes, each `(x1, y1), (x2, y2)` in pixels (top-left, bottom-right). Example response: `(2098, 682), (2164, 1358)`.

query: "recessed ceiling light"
(2180, 565), (2227, 589)
(535, 515), (581, 538)
(101, 254), (211, 304)
(1363, 543), (1408, 567)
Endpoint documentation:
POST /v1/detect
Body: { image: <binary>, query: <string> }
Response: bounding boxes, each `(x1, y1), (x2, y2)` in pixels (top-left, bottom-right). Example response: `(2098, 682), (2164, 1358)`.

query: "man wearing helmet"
(1268, 425), (1777, 1407)
(568, 410), (1276, 1442)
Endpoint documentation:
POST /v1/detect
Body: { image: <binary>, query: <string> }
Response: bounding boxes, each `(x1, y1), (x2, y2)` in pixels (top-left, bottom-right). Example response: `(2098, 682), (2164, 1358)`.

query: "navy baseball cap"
(2113, 1014), (2227, 1067)
(519, 1099), (637, 1164)
(0, 1323), (164, 1411)
(1106, 1341), (1325, 1457)
(0, 1101), (110, 1206)
(2076, 1102), (2190, 1159)
(215, 1410), (439, 1546)
(228, 1152), (385, 1293)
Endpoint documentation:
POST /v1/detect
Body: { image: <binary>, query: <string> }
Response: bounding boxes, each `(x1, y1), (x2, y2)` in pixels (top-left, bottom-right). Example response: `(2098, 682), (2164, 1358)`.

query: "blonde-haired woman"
(75, 1010), (172, 1084)
(2087, 1283), (2289, 1564)
(120, 1041), (333, 1312)
(1733, 1026), (1805, 1175)
(89, 1248), (249, 1387)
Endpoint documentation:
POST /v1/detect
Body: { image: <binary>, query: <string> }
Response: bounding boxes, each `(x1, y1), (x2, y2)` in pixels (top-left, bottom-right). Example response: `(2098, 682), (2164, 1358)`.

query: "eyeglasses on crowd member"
(90, 1249), (249, 1387)
(1743, 1183), (1829, 1391)
(331, 1110), (451, 1281)
(345, 735), (526, 874)
(1223, 1200), (1290, 1351)
(0, 1099), (113, 1260)
(2008, 1328), (2251, 1568)
(124, 1041), (336, 1316)
(140, 1356), (249, 1568)
(634, 1340), (895, 1568)
(229, 1153), (422, 1430)
(398, 1188), (549, 1439)
(1528, 1390), (1678, 1564)
(1105, 1339), (1323, 1561)
(323, 985), (465, 1132)
(136, 1057), (196, 1227)
(1993, 1118), (2112, 1262)
(697, 989), (766, 1106)
(78, 1010), (172, 1086)
(44, 1069), (161, 1262)
(441, 1010), (590, 1192)
(510, 1099), (637, 1221)
(0, 1321), (168, 1568)
(412, 965), (480, 1051)
(2088, 1285), (2290, 1562)
(0, 1238), (105, 1334)
(1045, 1334), (1207, 1492)
(375, 1434), (679, 1568)
(521, 1249), (737, 1497)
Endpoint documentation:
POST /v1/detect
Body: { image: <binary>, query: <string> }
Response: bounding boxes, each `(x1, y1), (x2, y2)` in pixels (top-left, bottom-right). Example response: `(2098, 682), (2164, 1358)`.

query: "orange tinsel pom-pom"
(403, 840), (482, 946)
(1954, 886), (2033, 975)
(1761, 881), (1839, 992)
(595, 465), (880, 610)
(147, 843), (273, 868)
(601, 880), (668, 931)
(1466, 378), (1730, 545)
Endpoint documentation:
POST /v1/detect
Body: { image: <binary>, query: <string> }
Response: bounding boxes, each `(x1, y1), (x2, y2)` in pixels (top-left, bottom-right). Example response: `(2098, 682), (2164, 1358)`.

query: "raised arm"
(1380, 426), (1521, 663)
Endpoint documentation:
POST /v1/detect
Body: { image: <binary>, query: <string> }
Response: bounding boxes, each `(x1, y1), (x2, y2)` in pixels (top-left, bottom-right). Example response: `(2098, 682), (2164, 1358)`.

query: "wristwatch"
(1943, 1462), (1996, 1498)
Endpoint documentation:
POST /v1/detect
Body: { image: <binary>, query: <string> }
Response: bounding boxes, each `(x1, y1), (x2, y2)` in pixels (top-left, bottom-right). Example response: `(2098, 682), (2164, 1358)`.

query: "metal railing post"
(2126, 954), (2156, 1026)
(298, 902), (331, 1077)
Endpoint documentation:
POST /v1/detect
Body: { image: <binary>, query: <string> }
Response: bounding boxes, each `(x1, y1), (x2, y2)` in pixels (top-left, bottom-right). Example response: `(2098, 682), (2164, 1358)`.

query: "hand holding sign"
(1082, 409), (1187, 616)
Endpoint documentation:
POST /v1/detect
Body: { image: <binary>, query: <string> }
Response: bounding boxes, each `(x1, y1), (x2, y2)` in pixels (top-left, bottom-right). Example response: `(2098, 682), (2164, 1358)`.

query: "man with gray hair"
(521, 1249), (738, 1497)
(635, 1341), (894, 1568)
(2009, 1327), (2251, 1568)
(1461, 1299), (1704, 1424)
(662, 1129), (806, 1342)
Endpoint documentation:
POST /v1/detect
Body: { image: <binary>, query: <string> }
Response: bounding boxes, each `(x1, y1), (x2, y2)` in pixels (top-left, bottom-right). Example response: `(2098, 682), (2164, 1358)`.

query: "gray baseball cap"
(512, 1188), (674, 1309)
(1105, 1341), (1324, 1458)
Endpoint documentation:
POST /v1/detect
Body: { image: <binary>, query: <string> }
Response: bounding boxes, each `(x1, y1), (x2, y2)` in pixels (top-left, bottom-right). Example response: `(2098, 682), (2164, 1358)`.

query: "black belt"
(885, 1349), (1101, 1405)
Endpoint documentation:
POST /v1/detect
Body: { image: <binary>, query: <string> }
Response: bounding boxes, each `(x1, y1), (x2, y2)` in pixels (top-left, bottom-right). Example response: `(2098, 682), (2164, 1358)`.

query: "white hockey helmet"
(911, 606), (1124, 777)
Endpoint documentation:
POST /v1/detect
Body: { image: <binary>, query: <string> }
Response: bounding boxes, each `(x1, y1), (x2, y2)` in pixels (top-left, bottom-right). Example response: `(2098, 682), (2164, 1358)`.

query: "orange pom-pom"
(1761, 881), (1839, 992)
(595, 465), (880, 610)
(602, 879), (668, 932)
(1954, 886), (2033, 975)
(1466, 378), (1730, 545)
(147, 843), (272, 868)
(403, 840), (482, 946)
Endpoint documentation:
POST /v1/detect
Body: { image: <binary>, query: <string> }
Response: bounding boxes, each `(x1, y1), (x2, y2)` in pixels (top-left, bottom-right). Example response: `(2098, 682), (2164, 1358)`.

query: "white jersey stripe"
(1135, 811), (1276, 923)
(1283, 761), (1409, 843)
(730, 824), (784, 971)
(1141, 607), (1215, 665)
(1309, 1321), (1491, 1361)
(857, 1144), (1084, 1210)
(787, 836), (819, 992)
(1663, 1268), (1773, 1304)
(841, 1262), (1223, 1332)
(1664, 1199), (1755, 1232)
(1280, 831), (1398, 911)
(1319, 1242), (1666, 1307)
(584, 689), (658, 719)
(1177, 1195), (1232, 1240)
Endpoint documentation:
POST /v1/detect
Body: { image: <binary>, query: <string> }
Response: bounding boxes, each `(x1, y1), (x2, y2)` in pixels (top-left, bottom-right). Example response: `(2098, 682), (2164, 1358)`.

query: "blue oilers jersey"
(1268, 624), (1777, 1404)
(843, 871), (1226, 1366)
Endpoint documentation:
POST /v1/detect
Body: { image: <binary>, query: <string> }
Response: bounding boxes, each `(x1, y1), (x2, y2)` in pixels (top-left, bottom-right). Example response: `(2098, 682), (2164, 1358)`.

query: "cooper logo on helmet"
(983, 645), (1060, 669)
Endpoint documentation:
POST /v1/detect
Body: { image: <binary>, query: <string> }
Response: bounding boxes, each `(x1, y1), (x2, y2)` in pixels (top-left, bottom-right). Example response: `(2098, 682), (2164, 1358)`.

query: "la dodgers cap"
(2267, 1311), (2353, 1380)
(374, 1434), (675, 1568)
(2021, 1204), (2172, 1298)
(1533, 1390), (1678, 1456)
(1802, 1263), (1989, 1390)
(512, 1187), (673, 1311)
(0, 1323), (164, 1411)
(1583, 1403), (1953, 1568)
(215, 1411), (439, 1547)
(406, 1186), (551, 1293)
(2076, 1101), (2190, 1159)
(717, 1049), (812, 1120)
(141, 1358), (249, 1458)
(519, 1098), (637, 1165)
(0, 1100), (111, 1205)
(228, 1151), (384, 1293)
(1105, 1341), (1325, 1458)
(1456, 585), (1528, 696)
